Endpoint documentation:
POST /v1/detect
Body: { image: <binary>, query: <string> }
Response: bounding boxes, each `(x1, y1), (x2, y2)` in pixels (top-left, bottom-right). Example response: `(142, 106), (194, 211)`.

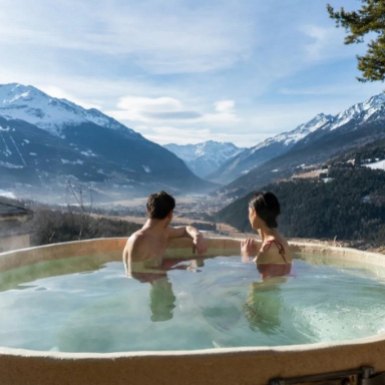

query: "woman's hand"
(241, 238), (257, 263)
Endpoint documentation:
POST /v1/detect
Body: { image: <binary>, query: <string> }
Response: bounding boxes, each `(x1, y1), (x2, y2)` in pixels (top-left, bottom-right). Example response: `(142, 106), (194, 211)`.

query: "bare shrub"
(30, 209), (140, 246)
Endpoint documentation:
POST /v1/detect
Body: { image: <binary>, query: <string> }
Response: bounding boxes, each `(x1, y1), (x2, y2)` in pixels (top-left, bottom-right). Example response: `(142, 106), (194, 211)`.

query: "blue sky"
(1, 0), (384, 147)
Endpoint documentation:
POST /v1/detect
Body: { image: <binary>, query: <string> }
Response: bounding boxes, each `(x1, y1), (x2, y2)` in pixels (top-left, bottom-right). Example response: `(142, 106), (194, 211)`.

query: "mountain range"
(215, 92), (385, 245)
(217, 93), (385, 198)
(210, 113), (333, 184)
(0, 83), (211, 203)
(2, 83), (385, 208)
(164, 141), (242, 178)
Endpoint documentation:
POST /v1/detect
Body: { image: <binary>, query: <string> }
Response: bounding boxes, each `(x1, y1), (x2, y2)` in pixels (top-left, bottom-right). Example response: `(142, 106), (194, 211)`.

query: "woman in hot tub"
(241, 191), (292, 279)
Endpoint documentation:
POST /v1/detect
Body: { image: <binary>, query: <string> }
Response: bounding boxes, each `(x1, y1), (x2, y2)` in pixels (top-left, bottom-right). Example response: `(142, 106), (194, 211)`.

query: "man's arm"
(122, 240), (132, 277)
(168, 225), (207, 255)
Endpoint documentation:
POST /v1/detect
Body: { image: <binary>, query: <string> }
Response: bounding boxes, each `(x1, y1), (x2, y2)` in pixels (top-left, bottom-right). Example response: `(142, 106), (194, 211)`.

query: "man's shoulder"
(126, 230), (148, 248)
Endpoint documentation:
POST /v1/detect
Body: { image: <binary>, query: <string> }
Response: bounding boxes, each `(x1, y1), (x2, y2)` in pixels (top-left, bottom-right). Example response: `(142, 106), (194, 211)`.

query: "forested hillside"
(216, 165), (385, 246)
(330, 138), (385, 166)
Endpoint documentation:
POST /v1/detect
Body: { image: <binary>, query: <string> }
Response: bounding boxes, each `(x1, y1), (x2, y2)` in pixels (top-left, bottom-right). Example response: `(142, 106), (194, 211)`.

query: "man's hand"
(192, 233), (207, 256)
(241, 238), (258, 263)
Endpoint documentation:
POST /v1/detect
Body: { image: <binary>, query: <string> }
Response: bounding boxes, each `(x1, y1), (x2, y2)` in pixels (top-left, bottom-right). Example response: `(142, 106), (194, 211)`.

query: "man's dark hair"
(146, 191), (175, 219)
(249, 191), (280, 228)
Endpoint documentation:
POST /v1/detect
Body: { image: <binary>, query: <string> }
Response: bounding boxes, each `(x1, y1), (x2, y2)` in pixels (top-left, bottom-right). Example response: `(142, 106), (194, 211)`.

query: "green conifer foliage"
(327, 0), (385, 82)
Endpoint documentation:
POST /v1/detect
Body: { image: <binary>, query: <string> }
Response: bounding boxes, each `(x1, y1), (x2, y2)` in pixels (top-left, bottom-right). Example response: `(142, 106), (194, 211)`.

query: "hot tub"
(1, 237), (385, 385)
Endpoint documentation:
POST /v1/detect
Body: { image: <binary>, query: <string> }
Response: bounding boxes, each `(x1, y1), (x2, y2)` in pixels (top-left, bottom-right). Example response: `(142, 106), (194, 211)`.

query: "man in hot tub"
(123, 190), (207, 278)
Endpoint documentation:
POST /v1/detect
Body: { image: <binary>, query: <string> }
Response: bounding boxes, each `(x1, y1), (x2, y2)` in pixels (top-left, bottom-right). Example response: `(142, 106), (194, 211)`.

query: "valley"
(1, 83), (385, 251)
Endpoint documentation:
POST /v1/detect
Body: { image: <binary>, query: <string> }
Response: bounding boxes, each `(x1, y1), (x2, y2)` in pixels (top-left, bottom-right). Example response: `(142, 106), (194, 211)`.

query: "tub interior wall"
(1, 237), (384, 273)
(0, 237), (245, 273)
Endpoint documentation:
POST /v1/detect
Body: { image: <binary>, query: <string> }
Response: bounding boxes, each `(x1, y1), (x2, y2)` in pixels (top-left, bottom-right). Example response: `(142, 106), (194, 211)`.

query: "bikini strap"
(263, 239), (288, 264)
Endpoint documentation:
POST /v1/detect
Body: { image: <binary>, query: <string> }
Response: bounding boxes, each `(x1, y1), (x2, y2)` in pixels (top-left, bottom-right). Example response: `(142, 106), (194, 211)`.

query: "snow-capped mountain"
(0, 83), (211, 202)
(0, 83), (136, 137)
(164, 140), (242, 178)
(268, 113), (334, 145)
(329, 93), (385, 131)
(211, 113), (334, 184)
(220, 93), (385, 197)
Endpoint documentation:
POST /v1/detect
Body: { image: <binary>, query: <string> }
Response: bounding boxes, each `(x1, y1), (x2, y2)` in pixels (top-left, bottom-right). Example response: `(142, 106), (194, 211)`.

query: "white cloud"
(117, 96), (182, 112)
(107, 95), (242, 145)
(139, 124), (263, 147)
(116, 96), (184, 121)
(111, 95), (198, 124)
(299, 24), (358, 62)
(109, 95), (239, 127)
(215, 100), (235, 113)
(145, 128), (261, 147)
(138, 125), (212, 145)
(0, 0), (254, 74)
(200, 100), (239, 125)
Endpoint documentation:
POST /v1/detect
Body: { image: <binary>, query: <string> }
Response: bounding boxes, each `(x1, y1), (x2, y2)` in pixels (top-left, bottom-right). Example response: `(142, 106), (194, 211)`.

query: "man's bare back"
(122, 191), (206, 277)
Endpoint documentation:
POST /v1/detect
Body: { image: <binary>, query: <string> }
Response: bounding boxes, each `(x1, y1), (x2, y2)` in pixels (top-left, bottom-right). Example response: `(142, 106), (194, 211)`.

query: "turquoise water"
(1, 255), (385, 352)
